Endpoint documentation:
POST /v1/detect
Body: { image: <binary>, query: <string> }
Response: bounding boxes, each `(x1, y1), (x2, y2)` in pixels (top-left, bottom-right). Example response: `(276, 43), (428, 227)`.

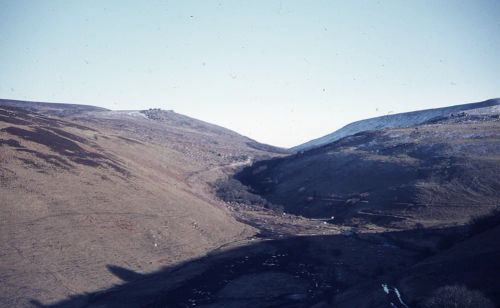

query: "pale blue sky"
(1, 1), (499, 147)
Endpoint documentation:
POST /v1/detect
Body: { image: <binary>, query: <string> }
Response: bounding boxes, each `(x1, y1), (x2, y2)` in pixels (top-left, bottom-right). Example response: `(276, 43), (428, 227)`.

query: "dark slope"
(237, 112), (500, 227)
(293, 98), (500, 151)
(336, 220), (500, 308)
(33, 222), (500, 308)
(398, 224), (500, 307)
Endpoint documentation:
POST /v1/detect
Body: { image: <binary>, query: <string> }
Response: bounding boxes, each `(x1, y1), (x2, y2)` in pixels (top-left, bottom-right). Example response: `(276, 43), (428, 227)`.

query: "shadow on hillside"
(30, 226), (500, 308)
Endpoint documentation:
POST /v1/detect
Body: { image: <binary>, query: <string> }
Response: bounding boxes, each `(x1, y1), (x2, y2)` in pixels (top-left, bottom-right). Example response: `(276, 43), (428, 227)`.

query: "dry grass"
(0, 105), (283, 306)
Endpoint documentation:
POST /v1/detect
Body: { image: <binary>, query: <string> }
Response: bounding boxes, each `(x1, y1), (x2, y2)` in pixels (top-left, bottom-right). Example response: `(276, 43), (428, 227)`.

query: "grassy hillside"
(0, 102), (283, 307)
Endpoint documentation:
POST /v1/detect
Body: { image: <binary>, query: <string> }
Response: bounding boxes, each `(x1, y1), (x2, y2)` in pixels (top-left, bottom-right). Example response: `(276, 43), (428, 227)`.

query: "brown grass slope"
(237, 112), (500, 227)
(0, 102), (284, 307)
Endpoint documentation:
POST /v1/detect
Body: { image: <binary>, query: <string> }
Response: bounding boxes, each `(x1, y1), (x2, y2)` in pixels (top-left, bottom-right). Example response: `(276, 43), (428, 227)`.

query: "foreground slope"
(238, 106), (500, 227)
(293, 98), (500, 151)
(335, 221), (500, 307)
(0, 100), (284, 307)
(35, 217), (500, 308)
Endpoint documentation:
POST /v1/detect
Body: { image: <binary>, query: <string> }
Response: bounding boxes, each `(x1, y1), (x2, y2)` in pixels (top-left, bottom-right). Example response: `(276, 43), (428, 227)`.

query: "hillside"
(293, 98), (500, 151)
(2, 98), (500, 308)
(0, 98), (109, 115)
(0, 100), (286, 307)
(335, 220), (500, 307)
(237, 108), (500, 228)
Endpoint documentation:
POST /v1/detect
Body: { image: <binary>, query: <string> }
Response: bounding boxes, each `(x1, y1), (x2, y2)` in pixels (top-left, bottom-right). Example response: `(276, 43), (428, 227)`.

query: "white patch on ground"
(381, 283), (389, 294)
(394, 287), (409, 308)
(127, 111), (148, 118)
(381, 283), (409, 308)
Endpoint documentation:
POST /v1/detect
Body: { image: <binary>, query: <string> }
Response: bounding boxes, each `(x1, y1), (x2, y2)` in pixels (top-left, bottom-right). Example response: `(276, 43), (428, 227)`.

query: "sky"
(1, 1), (499, 148)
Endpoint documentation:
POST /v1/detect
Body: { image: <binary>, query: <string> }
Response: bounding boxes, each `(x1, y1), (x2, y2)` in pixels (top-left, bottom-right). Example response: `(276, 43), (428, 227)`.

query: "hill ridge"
(293, 98), (500, 151)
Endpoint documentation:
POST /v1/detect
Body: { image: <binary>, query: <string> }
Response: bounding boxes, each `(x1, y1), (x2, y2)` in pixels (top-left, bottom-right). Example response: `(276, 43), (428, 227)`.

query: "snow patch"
(382, 283), (389, 294)
(293, 99), (500, 151)
(394, 287), (409, 308)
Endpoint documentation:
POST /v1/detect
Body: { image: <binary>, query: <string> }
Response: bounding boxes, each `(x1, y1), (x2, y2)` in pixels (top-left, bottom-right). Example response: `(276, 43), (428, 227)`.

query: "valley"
(1, 98), (499, 308)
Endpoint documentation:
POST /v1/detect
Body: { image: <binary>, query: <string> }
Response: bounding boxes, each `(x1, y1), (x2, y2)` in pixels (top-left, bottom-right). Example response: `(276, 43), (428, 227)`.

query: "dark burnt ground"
(33, 225), (500, 308)
(0, 138), (22, 147)
(0, 106), (128, 175)
(32, 233), (402, 308)
(233, 117), (500, 226)
(153, 237), (337, 308)
(16, 149), (73, 169)
(0, 105), (97, 130)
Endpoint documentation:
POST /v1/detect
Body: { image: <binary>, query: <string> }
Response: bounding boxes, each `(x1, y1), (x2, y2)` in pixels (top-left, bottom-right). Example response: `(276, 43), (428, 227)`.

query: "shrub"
(213, 178), (269, 206)
(422, 285), (494, 308)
